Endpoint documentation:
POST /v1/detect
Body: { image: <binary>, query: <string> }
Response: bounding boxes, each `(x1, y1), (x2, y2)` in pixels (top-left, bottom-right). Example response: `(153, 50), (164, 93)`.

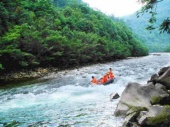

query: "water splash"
(0, 53), (170, 127)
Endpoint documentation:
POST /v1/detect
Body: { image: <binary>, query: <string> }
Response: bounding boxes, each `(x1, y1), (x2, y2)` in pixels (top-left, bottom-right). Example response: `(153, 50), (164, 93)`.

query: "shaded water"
(0, 53), (170, 127)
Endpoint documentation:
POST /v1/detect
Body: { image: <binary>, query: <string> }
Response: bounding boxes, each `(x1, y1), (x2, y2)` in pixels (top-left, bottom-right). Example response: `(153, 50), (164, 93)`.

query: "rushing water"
(0, 53), (170, 127)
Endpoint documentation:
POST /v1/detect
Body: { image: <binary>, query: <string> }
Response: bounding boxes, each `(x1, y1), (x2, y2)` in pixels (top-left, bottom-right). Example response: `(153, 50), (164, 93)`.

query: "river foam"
(0, 53), (170, 127)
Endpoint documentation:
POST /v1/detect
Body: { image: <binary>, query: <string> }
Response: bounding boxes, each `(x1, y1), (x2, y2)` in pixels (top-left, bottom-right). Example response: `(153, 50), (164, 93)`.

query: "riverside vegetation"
(0, 0), (148, 80)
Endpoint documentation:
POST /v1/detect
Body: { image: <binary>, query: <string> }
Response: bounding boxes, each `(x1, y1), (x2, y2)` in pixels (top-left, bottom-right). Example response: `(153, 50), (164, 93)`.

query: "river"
(0, 53), (170, 127)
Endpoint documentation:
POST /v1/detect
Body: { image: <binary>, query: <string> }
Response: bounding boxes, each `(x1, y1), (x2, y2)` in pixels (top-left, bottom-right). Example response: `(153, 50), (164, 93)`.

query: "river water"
(0, 53), (170, 127)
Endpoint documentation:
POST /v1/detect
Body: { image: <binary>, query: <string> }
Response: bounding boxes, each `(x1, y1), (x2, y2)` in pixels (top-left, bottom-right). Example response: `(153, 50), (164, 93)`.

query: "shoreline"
(0, 67), (58, 85)
(0, 56), (145, 86)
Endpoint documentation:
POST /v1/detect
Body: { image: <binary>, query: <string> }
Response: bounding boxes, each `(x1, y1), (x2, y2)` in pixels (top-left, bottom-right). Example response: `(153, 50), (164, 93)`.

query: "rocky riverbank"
(115, 66), (170, 127)
(0, 68), (59, 84)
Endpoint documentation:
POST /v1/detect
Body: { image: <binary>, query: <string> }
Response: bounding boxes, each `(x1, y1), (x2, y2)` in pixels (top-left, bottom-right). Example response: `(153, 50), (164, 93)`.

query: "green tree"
(0, 0), (148, 74)
(138, 0), (170, 33)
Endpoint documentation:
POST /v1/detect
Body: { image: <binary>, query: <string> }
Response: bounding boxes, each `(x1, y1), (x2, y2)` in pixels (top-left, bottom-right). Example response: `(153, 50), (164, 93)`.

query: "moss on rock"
(147, 106), (170, 125)
(122, 102), (148, 116)
(150, 96), (162, 105)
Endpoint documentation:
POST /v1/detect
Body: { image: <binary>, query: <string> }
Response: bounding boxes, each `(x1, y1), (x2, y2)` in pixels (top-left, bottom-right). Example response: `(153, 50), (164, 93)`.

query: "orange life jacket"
(109, 73), (114, 79)
(103, 75), (108, 83)
(91, 78), (98, 84)
(109, 70), (115, 79)
(99, 78), (104, 84)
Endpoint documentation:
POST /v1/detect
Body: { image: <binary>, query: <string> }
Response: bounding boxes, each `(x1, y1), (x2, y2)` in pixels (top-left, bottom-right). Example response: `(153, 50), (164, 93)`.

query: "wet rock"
(149, 105), (164, 115)
(158, 66), (170, 76)
(155, 83), (166, 90)
(114, 82), (169, 116)
(110, 93), (120, 100)
(137, 105), (170, 126)
(116, 66), (170, 127)
(137, 111), (148, 125)
(114, 102), (129, 116)
(148, 74), (159, 84)
(157, 67), (170, 89)
(125, 112), (140, 126)
(0, 67), (56, 84)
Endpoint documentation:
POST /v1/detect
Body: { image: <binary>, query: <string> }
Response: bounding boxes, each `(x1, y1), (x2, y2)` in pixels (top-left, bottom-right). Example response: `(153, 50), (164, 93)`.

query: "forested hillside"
(123, 0), (170, 52)
(0, 0), (148, 74)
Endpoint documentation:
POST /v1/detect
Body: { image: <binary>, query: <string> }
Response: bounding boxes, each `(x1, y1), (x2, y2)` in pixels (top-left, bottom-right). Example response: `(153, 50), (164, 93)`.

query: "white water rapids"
(0, 53), (170, 127)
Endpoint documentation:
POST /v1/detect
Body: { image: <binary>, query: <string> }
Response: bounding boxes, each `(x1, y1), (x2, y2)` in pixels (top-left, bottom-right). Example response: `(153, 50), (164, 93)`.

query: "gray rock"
(137, 111), (148, 125)
(122, 121), (129, 127)
(155, 83), (166, 90)
(114, 102), (129, 116)
(114, 83), (169, 116)
(136, 105), (170, 126)
(110, 93), (120, 100)
(148, 74), (159, 83)
(157, 67), (170, 89)
(117, 66), (170, 127)
(147, 105), (164, 117)
(158, 66), (170, 76)
(125, 112), (139, 123)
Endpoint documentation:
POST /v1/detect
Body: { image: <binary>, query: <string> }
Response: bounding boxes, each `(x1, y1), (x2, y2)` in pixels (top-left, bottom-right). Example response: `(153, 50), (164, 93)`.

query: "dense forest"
(123, 0), (170, 52)
(0, 0), (148, 74)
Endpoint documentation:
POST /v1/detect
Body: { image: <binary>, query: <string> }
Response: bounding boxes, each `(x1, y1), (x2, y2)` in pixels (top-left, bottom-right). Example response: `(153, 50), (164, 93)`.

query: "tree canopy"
(0, 0), (148, 73)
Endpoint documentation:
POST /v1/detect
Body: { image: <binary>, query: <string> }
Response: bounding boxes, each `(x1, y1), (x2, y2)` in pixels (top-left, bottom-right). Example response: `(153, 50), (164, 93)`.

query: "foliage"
(0, 64), (3, 70)
(0, 0), (148, 73)
(165, 45), (170, 52)
(138, 0), (170, 34)
(123, 0), (170, 52)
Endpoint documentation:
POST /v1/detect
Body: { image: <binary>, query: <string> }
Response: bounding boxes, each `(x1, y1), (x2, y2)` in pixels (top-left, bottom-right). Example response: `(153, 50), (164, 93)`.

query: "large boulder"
(137, 105), (170, 126)
(115, 66), (170, 127)
(157, 67), (170, 89)
(148, 67), (170, 89)
(114, 82), (169, 116)
(158, 66), (170, 76)
(148, 74), (159, 84)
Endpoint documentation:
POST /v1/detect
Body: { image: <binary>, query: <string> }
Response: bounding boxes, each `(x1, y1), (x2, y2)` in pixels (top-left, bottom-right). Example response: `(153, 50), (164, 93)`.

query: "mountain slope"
(122, 0), (170, 52)
(0, 0), (148, 73)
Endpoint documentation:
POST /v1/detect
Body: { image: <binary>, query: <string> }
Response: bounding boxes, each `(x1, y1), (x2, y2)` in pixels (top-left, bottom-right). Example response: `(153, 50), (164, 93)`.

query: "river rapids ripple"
(0, 53), (170, 127)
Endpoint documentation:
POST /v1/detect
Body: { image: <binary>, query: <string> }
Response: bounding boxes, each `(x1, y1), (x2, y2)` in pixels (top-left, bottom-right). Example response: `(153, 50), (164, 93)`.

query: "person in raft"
(91, 76), (98, 84)
(99, 73), (109, 84)
(108, 68), (115, 79)
(99, 77), (104, 84)
(99, 68), (115, 84)
(103, 74), (109, 83)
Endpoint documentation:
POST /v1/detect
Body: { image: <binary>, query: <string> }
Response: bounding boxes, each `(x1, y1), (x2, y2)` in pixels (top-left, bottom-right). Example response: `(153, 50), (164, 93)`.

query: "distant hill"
(122, 0), (170, 52)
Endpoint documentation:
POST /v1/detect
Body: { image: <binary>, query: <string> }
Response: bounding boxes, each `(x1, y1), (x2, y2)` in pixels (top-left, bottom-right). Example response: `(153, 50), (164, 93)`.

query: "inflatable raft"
(103, 78), (114, 85)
